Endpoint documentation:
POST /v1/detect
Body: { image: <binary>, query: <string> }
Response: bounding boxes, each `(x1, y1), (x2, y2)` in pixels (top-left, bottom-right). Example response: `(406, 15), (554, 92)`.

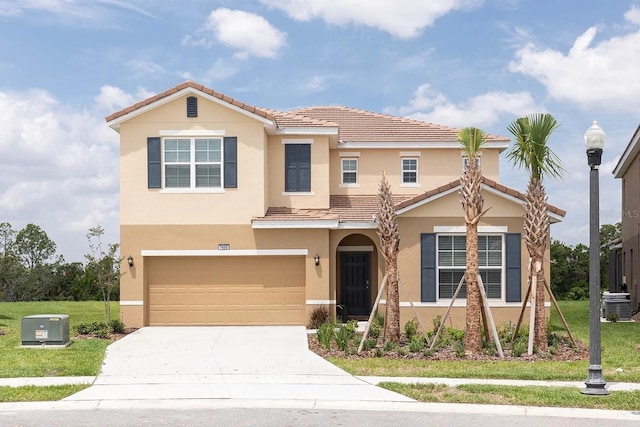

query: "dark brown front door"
(340, 252), (371, 317)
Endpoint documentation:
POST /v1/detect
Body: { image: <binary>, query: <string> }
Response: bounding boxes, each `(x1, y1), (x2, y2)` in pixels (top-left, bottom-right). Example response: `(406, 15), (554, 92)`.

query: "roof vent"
(186, 96), (198, 118)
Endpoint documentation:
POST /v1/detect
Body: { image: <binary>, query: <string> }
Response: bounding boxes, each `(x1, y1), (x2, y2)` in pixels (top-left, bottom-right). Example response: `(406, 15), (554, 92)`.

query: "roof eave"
(613, 124), (640, 178)
(106, 86), (274, 132)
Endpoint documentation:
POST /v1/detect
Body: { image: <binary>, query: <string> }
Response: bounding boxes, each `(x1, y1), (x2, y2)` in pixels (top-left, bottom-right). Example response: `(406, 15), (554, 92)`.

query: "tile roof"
(291, 106), (510, 143)
(105, 81), (274, 123)
(260, 108), (339, 129)
(395, 176), (566, 217)
(255, 177), (565, 224)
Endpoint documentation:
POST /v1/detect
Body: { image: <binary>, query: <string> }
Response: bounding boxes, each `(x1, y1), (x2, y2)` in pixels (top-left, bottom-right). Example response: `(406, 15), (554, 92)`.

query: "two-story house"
(612, 123), (640, 310)
(107, 81), (565, 329)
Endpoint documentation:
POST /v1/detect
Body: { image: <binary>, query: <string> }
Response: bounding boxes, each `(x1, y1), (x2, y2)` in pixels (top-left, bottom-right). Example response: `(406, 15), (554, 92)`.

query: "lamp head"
(584, 121), (605, 150)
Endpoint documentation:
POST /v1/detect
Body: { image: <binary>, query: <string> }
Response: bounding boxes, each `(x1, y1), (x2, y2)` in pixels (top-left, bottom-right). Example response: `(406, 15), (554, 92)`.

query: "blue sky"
(1, 0), (639, 262)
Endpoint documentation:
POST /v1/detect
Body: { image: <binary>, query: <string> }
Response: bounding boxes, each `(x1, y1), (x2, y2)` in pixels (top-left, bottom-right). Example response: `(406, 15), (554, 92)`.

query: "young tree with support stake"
(377, 172), (401, 343)
(507, 113), (564, 353)
(85, 226), (121, 324)
(458, 127), (490, 355)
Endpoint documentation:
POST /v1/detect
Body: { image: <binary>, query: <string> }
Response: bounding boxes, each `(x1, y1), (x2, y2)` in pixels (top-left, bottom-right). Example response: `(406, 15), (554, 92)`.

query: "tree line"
(0, 222), (120, 303)
(550, 222), (620, 300)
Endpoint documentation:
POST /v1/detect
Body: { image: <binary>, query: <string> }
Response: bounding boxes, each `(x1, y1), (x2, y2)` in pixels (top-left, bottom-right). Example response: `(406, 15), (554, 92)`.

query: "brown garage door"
(147, 256), (305, 326)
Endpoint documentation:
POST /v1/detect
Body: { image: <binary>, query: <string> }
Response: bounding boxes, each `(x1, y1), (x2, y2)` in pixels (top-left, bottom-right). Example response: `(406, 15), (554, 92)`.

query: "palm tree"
(377, 172), (400, 343)
(458, 127), (488, 354)
(507, 113), (563, 352)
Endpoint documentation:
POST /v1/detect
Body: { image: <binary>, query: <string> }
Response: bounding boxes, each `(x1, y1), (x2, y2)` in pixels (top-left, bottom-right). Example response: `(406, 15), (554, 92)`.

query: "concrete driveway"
(65, 326), (413, 403)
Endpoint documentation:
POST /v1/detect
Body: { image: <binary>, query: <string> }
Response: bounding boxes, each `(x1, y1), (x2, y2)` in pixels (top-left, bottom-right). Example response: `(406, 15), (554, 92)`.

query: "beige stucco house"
(107, 81), (565, 329)
(612, 123), (640, 309)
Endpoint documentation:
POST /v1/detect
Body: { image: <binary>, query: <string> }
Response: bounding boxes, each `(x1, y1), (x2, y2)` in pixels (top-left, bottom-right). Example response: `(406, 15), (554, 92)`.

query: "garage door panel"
(148, 256), (305, 326)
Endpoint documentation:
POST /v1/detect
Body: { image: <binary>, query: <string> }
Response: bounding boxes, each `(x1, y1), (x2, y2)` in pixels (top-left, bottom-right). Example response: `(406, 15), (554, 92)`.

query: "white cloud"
(95, 85), (153, 112)
(0, 0), (155, 24)
(259, 0), (480, 39)
(180, 58), (241, 84)
(126, 59), (166, 77)
(509, 7), (640, 112)
(385, 83), (542, 128)
(0, 88), (120, 261)
(189, 8), (286, 59)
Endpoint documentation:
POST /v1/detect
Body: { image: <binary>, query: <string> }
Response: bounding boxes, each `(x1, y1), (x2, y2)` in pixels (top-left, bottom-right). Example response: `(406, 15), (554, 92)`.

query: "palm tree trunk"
(384, 264), (400, 343)
(465, 222), (482, 354)
(524, 178), (550, 352)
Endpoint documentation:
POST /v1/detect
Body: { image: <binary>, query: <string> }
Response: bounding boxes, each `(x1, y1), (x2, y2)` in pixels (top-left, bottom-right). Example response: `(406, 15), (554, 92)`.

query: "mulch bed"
(307, 333), (589, 362)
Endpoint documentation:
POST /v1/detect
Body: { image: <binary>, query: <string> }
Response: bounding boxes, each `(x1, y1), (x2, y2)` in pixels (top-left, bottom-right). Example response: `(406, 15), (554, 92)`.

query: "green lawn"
(0, 301), (118, 377)
(329, 301), (640, 382)
(380, 382), (640, 411)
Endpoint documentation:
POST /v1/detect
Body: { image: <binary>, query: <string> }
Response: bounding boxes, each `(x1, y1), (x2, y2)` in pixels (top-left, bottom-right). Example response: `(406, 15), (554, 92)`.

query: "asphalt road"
(0, 407), (634, 427)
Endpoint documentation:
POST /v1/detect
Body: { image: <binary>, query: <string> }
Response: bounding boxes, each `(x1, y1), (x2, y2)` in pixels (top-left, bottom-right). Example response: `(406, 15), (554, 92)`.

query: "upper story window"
(437, 234), (503, 299)
(401, 157), (418, 184)
(341, 158), (358, 184)
(285, 143), (311, 192)
(164, 138), (222, 188)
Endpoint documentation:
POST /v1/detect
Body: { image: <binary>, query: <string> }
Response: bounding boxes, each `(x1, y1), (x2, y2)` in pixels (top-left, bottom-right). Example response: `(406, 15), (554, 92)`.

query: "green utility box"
(21, 314), (70, 347)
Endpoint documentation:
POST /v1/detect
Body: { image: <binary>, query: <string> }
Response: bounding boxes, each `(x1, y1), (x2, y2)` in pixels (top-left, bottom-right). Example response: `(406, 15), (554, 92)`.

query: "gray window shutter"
(421, 233), (436, 302)
(223, 136), (237, 188)
(147, 137), (161, 189)
(298, 144), (311, 191)
(506, 233), (521, 302)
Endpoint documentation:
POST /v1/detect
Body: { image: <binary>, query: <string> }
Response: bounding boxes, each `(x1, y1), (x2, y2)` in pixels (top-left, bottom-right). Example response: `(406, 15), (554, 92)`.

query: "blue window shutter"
(285, 144), (297, 191)
(506, 233), (521, 302)
(147, 137), (161, 189)
(186, 96), (197, 118)
(298, 144), (311, 191)
(223, 136), (237, 188)
(421, 233), (436, 302)
(285, 144), (311, 192)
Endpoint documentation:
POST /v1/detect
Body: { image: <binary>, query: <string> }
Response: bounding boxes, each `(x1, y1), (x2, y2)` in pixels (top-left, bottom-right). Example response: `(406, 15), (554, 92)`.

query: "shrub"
(368, 322), (381, 339)
(308, 305), (330, 329)
(454, 340), (465, 358)
(408, 335), (425, 352)
(335, 323), (353, 351)
(362, 338), (376, 351)
(404, 318), (419, 341)
(482, 340), (497, 356)
(317, 322), (334, 350)
(511, 339), (527, 357)
(74, 321), (110, 338)
(109, 319), (125, 334)
(606, 312), (619, 322)
(383, 341), (395, 352)
(374, 347), (384, 357)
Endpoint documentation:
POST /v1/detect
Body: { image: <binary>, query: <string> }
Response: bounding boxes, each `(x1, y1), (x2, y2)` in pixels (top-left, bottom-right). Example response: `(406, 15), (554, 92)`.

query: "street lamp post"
(581, 120), (609, 396)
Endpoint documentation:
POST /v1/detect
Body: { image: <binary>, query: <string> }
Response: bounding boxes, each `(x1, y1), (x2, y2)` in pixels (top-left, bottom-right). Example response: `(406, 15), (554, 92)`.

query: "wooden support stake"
(477, 274), (504, 358)
(357, 274), (388, 354)
(399, 275), (430, 346)
(528, 269), (537, 355)
(429, 275), (465, 351)
(543, 278), (578, 348)
(512, 258), (532, 344)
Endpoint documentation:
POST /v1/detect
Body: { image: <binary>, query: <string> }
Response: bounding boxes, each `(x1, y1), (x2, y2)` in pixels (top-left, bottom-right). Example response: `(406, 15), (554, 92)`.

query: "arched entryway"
(336, 234), (378, 320)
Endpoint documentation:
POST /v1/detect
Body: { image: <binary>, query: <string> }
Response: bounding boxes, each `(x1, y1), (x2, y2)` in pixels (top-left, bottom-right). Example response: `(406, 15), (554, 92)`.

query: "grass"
(328, 301), (640, 382)
(380, 382), (640, 411)
(0, 384), (89, 402)
(0, 301), (119, 377)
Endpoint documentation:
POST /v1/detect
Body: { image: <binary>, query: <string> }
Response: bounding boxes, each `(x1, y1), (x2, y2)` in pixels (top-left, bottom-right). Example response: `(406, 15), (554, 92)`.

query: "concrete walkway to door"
(64, 326), (413, 403)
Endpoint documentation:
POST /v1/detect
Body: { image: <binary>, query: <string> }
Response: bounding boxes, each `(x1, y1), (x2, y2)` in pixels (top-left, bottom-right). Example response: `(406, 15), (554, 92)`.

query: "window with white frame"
(341, 158), (358, 184)
(437, 234), (503, 299)
(401, 157), (418, 184)
(163, 137), (222, 188)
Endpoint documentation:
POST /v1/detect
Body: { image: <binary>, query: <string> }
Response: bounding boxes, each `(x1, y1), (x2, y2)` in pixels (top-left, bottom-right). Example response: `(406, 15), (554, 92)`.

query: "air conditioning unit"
(602, 293), (632, 321)
(21, 314), (70, 347)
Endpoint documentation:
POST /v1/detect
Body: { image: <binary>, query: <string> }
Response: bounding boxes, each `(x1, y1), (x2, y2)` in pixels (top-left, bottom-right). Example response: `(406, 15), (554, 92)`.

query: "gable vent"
(186, 96), (198, 118)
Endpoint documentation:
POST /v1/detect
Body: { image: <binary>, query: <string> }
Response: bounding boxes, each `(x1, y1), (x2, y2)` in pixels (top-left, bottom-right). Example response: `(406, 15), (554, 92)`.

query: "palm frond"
(506, 113), (565, 180)
(458, 127), (487, 159)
